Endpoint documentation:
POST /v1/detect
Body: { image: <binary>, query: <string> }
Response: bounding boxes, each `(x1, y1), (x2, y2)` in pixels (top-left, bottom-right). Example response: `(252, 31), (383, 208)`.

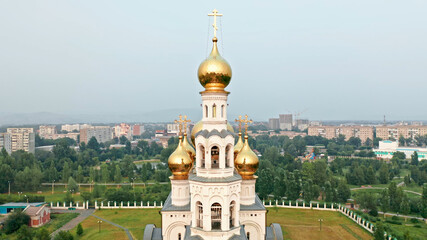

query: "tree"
(411, 151), (419, 166)
(114, 165), (122, 183)
(53, 231), (74, 240)
(373, 222), (385, 240)
(399, 136), (405, 146)
(35, 228), (50, 240)
(16, 225), (33, 240)
(366, 166), (376, 184)
(348, 137), (362, 148)
(76, 165), (84, 183)
(87, 137), (100, 152)
(337, 180), (351, 203)
(67, 177), (79, 193)
(76, 223), (84, 236)
(62, 161), (71, 183)
(3, 211), (31, 234)
(378, 163), (389, 184)
(101, 164), (110, 183)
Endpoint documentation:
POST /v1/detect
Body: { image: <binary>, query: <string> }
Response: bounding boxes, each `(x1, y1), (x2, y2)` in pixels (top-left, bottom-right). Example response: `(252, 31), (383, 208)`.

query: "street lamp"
(131, 177), (136, 190)
(90, 180), (94, 193)
(24, 195), (28, 203)
(97, 220), (103, 233)
(18, 192), (22, 199)
(52, 180), (55, 194)
(8, 181), (10, 195)
(318, 219), (324, 231)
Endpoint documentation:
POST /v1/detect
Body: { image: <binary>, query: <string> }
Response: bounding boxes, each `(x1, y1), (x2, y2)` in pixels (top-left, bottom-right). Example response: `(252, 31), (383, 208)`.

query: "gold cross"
(174, 114), (185, 136)
(242, 114), (253, 135)
(208, 9), (223, 38)
(235, 115), (243, 133)
(183, 115), (191, 135)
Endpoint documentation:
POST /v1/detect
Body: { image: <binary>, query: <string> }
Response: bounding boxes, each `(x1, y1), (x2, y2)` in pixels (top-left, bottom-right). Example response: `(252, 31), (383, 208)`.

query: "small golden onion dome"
(234, 135), (259, 180)
(234, 132), (244, 157)
(168, 136), (193, 180)
(182, 133), (196, 162)
(191, 121), (234, 146)
(197, 38), (232, 92)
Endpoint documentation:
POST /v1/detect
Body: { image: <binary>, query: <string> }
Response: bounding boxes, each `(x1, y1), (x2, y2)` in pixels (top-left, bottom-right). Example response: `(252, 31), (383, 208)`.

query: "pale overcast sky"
(0, 1), (426, 121)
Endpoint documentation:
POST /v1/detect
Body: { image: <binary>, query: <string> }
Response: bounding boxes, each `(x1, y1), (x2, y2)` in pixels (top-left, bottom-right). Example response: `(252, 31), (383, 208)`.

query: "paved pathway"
(50, 209), (95, 238)
(378, 211), (426, 221)
(91, 214), (134, 240)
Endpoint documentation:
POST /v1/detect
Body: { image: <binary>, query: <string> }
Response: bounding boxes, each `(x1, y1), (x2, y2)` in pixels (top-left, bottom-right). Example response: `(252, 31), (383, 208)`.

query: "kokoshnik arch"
(143, 9), (283, 240)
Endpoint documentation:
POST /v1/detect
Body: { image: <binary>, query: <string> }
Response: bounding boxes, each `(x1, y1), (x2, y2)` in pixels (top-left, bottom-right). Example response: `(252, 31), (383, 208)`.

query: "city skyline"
(1, 1), (427, 122)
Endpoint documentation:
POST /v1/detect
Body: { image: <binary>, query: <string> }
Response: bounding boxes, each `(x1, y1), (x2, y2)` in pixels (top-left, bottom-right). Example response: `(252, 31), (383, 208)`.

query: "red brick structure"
(24, 205), (50, 227)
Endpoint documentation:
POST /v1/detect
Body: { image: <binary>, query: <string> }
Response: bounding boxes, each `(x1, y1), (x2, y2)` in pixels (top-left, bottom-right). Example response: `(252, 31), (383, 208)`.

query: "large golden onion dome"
(168, 136), (193, 180)
(198, 37), (232, 92)
(234, 132), (244, 158)
(190, 121), (234, 146)
(182, 133), (196, 163)
(234, 135), (259, 179)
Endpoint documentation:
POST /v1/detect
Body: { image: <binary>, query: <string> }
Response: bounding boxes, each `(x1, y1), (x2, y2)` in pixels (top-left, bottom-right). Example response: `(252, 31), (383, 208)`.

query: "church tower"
(144, 9), (283, 240)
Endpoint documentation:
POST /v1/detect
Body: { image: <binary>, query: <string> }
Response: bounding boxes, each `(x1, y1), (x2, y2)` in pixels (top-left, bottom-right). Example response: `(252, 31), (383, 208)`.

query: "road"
(42, 182), (169, 186)
(378, 211), (426, 221)
(50, 209), (95, 238)
(350, 181), (422, 196)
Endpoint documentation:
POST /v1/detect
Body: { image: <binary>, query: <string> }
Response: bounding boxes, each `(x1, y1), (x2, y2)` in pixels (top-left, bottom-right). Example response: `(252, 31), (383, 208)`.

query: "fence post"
(95, 200), (98, 209)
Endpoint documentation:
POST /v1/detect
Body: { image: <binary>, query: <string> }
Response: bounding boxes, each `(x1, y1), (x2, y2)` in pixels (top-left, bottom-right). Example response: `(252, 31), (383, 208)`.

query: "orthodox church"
(144, 10), (283, 240)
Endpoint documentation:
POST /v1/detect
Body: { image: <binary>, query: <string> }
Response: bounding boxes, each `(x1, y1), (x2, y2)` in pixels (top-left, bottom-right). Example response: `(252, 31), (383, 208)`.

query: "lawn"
(380, 215), (427, 240)
(93, 208), (161, 240)
(266, 208), (373, 240)
(73, 208), (372, 240)
(44, 212), (80, 233)
(70, 216), (128, 240)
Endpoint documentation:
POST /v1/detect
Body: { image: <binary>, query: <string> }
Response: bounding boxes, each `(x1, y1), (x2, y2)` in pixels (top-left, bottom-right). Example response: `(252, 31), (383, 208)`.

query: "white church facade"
(143, 9), (283, 240)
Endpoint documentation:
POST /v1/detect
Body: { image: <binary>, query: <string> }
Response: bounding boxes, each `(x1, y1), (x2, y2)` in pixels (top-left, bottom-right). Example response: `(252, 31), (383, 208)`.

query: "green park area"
(70, 208), (373, 240)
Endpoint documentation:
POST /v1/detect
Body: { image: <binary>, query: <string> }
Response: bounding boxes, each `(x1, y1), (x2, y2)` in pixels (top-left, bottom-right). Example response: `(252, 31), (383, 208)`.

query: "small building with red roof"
(23, 205), (50, 227)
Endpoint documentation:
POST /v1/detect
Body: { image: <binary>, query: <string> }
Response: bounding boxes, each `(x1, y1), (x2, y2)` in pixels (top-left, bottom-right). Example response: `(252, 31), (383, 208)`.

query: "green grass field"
(70, 216), (128, 240)
(70, 208), (373, 240)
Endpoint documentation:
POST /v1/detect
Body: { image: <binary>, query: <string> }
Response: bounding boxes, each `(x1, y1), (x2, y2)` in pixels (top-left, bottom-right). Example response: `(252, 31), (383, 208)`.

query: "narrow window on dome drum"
(205, 105), (208, 118)
(212, 104), (217, 118)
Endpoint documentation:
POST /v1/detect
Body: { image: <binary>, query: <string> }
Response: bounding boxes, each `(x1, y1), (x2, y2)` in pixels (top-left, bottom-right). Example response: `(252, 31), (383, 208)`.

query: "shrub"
(3, 211), (30, 234)
(54, 231), (74, 240)
(409, 218), (419, 224)
(76, 223), (83, 236)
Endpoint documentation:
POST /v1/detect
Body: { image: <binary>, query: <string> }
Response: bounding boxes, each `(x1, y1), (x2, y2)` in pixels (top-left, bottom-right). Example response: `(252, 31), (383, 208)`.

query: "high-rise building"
(144, 10), (282, 240)
(375, 125), (427, 140)
(295, 119), (309, 131)
(132, 124), (144, 136)
(61, 124), (91, 132)
(268, 118), (280, 130)
(308, 126), (374, 144)
(80, 126), (112, 144)
(0, 133), (12, 154)
(6, 128), (35, 154)
(279, 114), (293, 130)
(39, 125), (57, 137)
(114, 123), (132, 139)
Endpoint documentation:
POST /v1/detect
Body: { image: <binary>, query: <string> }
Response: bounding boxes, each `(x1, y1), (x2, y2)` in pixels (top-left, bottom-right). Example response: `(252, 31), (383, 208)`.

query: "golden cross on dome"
(183, 115), (191, 135)
(174, 114), (185, 136)
(208, 9), (223, 38)
(235, 115), (244, 133)
(242, 114), (253, 135)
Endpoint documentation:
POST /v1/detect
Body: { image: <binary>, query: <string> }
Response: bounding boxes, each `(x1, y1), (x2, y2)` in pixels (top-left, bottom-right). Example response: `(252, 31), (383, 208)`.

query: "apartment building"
(61, 124), (91, 132)
(6, 128), (35, 154)
(268, 118), (280, 130)
(39, 125), (57, 137)
(279, 114), (293, 130)
(308, 125), (374, 143)
(80, 126), (112, 144)
(376, 125), (427, 140)
(0, 133), (12, 154)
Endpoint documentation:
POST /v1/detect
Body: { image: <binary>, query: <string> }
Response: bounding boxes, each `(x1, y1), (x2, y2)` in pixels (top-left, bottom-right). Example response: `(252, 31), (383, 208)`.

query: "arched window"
(212, 104), (217, 118)
(221, 105), (224, 118)
(211, 203), (222, 230)
(229, 201), (236, 227)
(205, 105), (208, 118)
(211, 146), (219, 168)
(247, 232), (250, 240)
(199, 145), (205, 168)
(178, 233), (181, 240)
(196, 201), (203, 228)
(225, 145), (231, 168)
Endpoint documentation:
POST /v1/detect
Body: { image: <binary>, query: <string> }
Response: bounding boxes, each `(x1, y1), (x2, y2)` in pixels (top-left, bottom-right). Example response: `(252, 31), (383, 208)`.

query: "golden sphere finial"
(197, 39), (232, 93)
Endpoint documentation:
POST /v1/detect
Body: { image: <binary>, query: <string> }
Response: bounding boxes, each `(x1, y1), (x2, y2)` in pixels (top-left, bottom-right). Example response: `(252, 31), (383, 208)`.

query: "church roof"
(161, 193), (191, 212)
(189, 173), (242, 183)
(195, 129), (235, 139)
(240, 195), (266, 211)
